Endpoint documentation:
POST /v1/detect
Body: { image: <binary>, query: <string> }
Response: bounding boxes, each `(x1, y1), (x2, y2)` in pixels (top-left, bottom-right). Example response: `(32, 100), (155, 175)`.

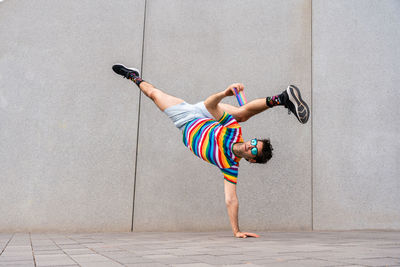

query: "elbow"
(204, 99), (213, 110)
(225, 196), (238, 206)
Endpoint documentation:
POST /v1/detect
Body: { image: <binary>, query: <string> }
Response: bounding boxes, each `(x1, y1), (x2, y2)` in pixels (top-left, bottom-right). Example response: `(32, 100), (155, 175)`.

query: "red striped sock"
(129, 75), (143, 87)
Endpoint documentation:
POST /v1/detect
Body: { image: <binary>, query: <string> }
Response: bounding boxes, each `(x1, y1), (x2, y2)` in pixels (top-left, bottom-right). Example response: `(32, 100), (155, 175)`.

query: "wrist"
(220, 90), (228, 97)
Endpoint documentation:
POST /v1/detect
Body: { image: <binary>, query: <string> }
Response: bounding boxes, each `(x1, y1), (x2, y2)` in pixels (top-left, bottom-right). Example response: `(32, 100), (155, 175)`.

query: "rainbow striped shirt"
(182, 112), (243, 184)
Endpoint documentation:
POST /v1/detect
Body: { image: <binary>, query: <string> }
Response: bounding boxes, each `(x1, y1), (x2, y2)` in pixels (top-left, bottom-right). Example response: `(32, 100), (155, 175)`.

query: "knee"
(148, 88), (162, 101)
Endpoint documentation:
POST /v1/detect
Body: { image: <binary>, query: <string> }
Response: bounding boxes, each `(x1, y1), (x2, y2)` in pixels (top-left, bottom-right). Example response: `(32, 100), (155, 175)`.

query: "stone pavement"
(0, 231), (399, 267)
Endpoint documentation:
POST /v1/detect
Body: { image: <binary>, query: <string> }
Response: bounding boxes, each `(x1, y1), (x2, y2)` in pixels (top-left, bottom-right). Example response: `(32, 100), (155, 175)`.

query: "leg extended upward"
(112, 64), (184, 111)
(112, 64), (309, 124)
(217, 84), (288, 123)
(218, 84), (309, 124)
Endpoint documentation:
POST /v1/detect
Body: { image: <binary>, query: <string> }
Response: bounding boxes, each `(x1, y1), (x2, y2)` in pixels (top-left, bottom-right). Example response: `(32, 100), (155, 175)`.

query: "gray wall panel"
(133, 0), (311, 231)
(313, 0), (400, 230)
(0, 0), (145, 231)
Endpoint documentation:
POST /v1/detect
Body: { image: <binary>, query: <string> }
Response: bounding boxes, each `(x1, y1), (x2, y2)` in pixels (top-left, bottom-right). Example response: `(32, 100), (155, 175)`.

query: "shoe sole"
(113, 63), (140, 77)
(286, 85), (310, 124)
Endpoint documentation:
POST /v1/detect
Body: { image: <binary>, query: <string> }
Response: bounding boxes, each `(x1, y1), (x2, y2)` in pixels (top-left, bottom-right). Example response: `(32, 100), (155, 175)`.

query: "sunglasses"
(250, 139), (258, 156)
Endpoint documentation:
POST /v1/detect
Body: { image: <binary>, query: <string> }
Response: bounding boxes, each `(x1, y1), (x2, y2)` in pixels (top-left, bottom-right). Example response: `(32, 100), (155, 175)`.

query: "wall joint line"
(131, 0), (148, 232)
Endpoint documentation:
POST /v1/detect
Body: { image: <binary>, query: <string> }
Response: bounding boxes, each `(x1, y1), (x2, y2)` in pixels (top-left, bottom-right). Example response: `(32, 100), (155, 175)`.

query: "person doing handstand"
(112, 64), (309, 238)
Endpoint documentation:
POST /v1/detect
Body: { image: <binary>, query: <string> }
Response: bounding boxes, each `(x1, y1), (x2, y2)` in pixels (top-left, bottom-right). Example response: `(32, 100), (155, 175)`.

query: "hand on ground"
(234, 231), (260, 238)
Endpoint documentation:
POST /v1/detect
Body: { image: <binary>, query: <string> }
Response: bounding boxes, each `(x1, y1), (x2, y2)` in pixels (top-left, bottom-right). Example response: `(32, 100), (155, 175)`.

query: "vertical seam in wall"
(310, 0), (314, 231)
(131, 0), (147, 232)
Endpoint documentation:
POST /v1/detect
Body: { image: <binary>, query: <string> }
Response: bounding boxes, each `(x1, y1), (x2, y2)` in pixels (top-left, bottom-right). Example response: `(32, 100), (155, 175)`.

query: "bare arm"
(204, 83), (244, 121)
(224, 180), (260, 238)
(224, 180), (240, 234)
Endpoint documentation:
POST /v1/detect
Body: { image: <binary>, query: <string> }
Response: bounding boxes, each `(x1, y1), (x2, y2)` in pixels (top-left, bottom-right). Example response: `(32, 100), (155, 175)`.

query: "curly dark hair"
(254, 138), (273, 164)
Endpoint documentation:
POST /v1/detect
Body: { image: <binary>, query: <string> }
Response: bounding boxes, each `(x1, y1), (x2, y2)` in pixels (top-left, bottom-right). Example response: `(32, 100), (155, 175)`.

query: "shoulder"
(220, 165), (239, 184)
(218, 112), (241, 129)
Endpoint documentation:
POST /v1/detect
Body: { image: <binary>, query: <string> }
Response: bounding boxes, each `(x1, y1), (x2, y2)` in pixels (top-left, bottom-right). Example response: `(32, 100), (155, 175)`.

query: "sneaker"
(112, 64), (140, 79)
(285, 85), (310, 124)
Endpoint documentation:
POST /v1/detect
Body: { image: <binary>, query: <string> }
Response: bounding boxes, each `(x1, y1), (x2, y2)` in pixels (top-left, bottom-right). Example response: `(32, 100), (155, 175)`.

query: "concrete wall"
(133, 0), (311, 232)
(0, 0), (398, 232)
(313, 0), (400, 230)
(0, 0), (145, 231)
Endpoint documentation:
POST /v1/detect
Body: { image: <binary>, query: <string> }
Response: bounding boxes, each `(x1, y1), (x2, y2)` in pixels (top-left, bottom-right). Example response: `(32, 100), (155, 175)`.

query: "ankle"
(129, 73), (144, 87)
(266, 91), (288, 108)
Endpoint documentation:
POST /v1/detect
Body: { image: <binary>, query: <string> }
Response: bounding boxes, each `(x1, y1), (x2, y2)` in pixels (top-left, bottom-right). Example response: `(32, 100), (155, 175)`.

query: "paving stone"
(171, 264), (214, 267)
(205, 250), (239, 256)
(185, 255), (247, 265)
(62, 248), (96, 255)
(311, 250), (398, 260)
(69, 253), (111, 263)
(223, 264), (266, 267)
(251, 258), (345, 267)
(0, 255), (34, 261)
(125, 263), (168, 267)
(58, 244), (86, 249)
(33, 249), (64, 255)
(36, 260), (77, 266)
(1, 251), (33, 257)
(112, 256), (154, 264)
(93, 247), (125, 252)
(100, 251), (138, 258)
(0, 262), (35, 267)
(142, 254), (180, 260)
(34, 254), (77, 266)
(171, 250), (209, 256)
(246, 254), (304, 264)
(338, 257), (400, 266)
(79, 261), (123, 267)
(220, 254), (271, 261)
(144, 254), (203, 265)
(32, 246), (60, 251)
(31, 241), (54, 247)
